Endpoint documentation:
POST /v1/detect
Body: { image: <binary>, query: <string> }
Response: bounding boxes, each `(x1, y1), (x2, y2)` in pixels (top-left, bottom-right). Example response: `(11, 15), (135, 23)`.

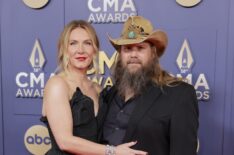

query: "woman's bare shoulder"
(44, 75), (69, 97)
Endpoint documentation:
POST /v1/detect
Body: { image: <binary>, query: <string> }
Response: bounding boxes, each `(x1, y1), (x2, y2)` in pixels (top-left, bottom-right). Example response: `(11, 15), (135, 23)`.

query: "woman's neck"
(65, 66), (89, 85)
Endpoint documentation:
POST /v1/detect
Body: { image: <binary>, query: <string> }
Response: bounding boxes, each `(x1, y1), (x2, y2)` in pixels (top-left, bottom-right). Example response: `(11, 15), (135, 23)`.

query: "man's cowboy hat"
(108, 16), (168, 57)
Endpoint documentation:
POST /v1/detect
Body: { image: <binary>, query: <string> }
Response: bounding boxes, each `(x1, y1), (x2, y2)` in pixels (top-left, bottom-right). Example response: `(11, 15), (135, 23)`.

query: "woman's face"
(66, 27), (96, 71)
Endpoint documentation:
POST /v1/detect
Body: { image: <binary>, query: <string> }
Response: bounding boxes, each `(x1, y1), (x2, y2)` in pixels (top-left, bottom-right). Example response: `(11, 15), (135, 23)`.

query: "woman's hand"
(115, 141), (148, 155)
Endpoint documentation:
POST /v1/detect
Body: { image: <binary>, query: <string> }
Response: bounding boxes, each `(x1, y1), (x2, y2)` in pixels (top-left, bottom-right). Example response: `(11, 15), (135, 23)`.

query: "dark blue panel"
(0, 0), (233, 154)
(0, 0), (4, 154)
(1, 0), (64, 154)
(223, 0), (234, 155)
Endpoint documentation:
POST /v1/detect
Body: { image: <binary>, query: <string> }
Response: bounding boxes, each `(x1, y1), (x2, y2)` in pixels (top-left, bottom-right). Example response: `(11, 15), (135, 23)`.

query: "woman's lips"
(76, 57), (87, 61)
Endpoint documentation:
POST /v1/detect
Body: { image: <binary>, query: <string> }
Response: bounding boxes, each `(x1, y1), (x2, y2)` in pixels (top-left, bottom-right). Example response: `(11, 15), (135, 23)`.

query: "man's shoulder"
(162, 81), (195, 94)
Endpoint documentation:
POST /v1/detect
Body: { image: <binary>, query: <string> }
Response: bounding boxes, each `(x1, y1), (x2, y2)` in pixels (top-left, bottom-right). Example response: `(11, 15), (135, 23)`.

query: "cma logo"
(22, 0), (50, 9)
(15, 39), (51, 98)
(176, 0), (202, 7)
(29, 39), (46, 73)
(24, 125), (51, 155)
(176, 39), (194, 74)
(88, 0), (137, 23)
(176, 39), (210, 101)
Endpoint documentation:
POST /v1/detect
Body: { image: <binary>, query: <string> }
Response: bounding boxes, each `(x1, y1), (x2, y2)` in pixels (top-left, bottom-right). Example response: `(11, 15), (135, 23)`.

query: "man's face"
(120, 42), (155, 73)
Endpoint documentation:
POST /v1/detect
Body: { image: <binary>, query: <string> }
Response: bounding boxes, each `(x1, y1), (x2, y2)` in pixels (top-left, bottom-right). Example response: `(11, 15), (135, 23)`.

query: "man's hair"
(150, 45), (182, 87)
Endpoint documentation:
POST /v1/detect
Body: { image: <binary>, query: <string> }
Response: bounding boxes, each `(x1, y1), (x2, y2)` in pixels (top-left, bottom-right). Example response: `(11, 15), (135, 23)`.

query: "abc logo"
(22, 0), (50, 9)
(176, 0), (202, 7)
(24, 125), (51, 155)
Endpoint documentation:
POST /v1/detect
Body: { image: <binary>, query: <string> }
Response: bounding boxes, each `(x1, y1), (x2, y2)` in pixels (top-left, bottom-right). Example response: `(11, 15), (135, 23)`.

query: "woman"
(41, 20), (147, 155)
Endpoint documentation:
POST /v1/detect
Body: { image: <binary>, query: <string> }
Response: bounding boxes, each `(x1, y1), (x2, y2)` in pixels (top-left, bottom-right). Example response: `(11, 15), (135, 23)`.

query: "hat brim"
(108, 30), (168, 57)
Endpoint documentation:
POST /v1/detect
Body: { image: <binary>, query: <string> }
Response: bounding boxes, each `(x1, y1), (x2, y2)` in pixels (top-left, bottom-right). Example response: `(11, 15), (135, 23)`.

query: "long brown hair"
(150, 46), (181, 87)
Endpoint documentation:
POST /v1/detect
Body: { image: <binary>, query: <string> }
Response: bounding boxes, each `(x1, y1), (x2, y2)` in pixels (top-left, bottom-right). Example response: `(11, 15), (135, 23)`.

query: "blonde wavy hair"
(57, 20), (99, 74)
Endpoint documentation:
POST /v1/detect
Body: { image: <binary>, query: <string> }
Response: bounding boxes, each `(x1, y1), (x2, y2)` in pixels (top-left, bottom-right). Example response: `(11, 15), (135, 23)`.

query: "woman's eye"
(70, 41), (76, 45)
(85, 41), (92, 45)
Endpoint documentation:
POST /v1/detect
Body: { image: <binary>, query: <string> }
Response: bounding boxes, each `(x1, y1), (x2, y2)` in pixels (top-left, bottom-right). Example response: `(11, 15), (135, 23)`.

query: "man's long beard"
(113, 58), (156, 98)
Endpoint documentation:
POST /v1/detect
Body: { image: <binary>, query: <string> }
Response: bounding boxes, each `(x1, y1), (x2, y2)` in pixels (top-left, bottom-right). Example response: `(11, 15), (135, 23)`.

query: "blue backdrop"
(0, 0), (3, 154)
(0, 0), (234, 154)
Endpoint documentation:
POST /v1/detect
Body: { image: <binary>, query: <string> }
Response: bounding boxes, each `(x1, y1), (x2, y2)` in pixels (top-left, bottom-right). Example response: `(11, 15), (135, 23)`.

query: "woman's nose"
(76, 44), (85, 54)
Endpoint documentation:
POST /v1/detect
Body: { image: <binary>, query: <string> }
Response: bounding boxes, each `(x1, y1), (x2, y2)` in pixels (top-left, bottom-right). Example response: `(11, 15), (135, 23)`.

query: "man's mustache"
(127, 59), (142, 64)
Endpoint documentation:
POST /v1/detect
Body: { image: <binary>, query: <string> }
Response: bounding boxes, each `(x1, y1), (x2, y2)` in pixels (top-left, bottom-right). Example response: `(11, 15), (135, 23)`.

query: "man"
(98, 16), (199, 155)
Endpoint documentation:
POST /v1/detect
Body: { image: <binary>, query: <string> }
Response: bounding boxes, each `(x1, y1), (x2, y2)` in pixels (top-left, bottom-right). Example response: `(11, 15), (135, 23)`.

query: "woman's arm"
(43, 76), (147, 155)
(43, 76), (105, 154)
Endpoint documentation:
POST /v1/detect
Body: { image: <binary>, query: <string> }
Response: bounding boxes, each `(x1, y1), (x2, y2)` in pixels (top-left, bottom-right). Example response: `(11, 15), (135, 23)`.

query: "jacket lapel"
(123, 84), (162, 142)
(97, 86), (117, 142)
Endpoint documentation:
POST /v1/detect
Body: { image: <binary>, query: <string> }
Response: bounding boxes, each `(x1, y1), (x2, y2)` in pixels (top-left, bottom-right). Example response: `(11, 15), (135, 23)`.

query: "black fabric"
(41, 87), (98, 155)
(98, 82), (199, 155)
(102, 94), (137, 145)
(97, 86), (117, 142)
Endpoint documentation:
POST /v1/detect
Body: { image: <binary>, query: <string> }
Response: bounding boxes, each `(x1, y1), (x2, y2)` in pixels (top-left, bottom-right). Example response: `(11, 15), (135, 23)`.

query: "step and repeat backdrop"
(0, 0), (234, 154)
